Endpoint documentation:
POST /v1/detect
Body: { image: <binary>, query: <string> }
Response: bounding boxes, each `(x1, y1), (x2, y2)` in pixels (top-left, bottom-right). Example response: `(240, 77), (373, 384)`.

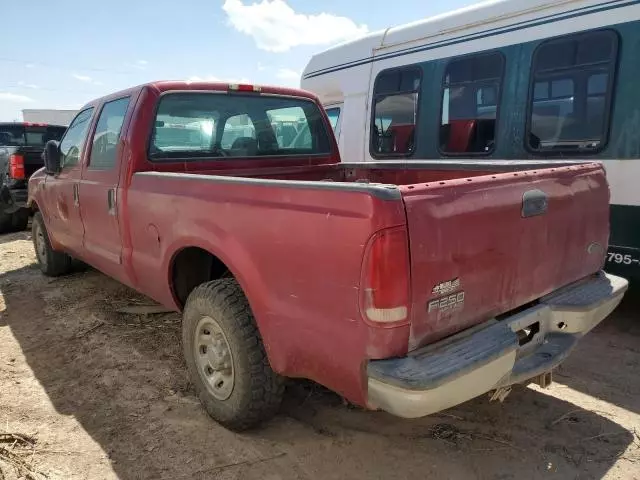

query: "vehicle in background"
(301, 0), (640, 282)
(0, 122), (67, 233)
(28, 80), (626, 431)
(22, 109), (78, 126)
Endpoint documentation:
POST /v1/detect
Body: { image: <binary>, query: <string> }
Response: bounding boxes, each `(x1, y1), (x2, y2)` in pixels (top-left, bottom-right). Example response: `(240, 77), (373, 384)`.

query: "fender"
(27, 175), (65, 251)
(159, 231), (287, 372)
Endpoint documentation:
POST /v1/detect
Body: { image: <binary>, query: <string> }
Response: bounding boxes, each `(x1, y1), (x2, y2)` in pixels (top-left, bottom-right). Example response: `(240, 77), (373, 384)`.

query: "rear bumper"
(366, 272), (628, 418)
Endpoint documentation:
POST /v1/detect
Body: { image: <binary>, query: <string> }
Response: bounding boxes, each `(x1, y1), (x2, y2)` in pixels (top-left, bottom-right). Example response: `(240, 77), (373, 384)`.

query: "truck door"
(42, 108), (95, 253)
(79, 96), (131, 283)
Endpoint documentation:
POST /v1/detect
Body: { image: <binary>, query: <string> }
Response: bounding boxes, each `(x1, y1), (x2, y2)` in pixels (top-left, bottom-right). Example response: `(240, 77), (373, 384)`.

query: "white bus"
(301, 0), (640, 281)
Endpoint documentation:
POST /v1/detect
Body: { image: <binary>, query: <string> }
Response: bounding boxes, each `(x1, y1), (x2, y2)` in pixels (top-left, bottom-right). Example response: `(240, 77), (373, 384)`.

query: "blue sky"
(0, 0), (478, 121)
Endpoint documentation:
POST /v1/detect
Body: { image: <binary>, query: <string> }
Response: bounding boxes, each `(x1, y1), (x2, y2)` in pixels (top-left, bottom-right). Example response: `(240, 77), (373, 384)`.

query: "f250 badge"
(429, 278), (465, 314)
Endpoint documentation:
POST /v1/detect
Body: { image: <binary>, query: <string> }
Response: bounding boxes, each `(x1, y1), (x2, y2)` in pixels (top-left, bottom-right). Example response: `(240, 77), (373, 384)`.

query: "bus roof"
(303, 0), (599, 80)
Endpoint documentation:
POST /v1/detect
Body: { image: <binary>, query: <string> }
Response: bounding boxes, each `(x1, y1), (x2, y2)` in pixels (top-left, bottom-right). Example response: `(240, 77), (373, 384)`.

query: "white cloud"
(137, 60), (148, 66)
(25, 63), (35, 69)
(222, 0), (368, 52)
(0, 92), (34, 103)
(187, 75), (252, 84)
(72, 73), (93, 82)
(17, 81), (40, 89)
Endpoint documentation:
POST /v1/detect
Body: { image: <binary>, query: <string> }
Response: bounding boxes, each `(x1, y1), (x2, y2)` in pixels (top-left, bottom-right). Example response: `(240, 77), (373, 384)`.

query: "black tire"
(182, 279), (285, 431)
(0, 211), (11, 234)
(11, 209), (29, 231)
(32, 211), (72, 277)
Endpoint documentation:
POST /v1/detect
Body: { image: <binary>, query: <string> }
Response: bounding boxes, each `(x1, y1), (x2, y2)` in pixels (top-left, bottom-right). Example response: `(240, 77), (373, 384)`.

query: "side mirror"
(43, 140), (61, 175)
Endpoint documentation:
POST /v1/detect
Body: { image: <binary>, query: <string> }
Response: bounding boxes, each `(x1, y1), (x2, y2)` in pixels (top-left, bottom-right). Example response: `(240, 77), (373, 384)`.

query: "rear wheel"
(32, 212), (72, 277)
(182, 279), (285, 431)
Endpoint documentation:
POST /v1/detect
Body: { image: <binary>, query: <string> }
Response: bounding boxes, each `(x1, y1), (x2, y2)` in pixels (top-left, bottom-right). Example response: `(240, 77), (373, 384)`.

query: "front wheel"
(32, 212), (72, 277)
(182, 279), (285, 431)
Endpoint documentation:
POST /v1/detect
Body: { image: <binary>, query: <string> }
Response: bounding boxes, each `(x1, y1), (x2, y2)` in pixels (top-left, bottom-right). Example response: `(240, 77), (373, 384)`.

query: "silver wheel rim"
(194, 316), (235, 400)
(35, 223), (47, 265)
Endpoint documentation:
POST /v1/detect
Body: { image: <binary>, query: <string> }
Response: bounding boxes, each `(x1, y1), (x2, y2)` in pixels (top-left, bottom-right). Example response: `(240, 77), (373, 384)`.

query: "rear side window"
(89, 97), (130, 170)
(370, 67), (421, 157)
(149, 93), (332, 160)
(527, 30), (618, 153)
(59, 108), (95, 169)
(440, 52), (504, 155)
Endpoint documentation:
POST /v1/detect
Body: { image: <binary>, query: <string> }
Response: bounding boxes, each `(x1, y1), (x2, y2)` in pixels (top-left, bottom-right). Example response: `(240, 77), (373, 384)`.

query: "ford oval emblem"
(587, 242), (605, 256)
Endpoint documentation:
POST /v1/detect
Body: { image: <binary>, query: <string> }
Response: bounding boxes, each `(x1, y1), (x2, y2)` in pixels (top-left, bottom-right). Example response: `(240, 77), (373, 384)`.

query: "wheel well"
(171, 247), (233, 308)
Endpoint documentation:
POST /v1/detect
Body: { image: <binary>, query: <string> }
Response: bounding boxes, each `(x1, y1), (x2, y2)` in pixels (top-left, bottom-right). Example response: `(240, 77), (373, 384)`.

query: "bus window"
(370, 67), (421, 157)
(440, 52), (504, 155)
(527, 30), (618, 153)
(325, 107), (340, 132)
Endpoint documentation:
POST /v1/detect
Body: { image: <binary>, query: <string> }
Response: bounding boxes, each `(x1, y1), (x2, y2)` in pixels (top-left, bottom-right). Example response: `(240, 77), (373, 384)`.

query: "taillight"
(360, 227), (410, 326)
(9, 154), (25, 180)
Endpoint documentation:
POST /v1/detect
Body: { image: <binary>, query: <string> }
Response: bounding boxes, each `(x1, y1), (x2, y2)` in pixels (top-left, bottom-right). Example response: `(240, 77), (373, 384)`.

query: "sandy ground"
(0, 229), (639, 480)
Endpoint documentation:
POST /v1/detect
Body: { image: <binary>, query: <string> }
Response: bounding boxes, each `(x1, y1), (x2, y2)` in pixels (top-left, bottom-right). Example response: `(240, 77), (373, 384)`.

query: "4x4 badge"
(432, 278), (460, 296)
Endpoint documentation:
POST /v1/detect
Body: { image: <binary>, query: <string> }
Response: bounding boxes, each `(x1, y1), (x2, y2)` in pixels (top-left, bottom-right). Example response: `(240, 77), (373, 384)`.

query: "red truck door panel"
(42, 108), (95, 252)
(79, 97), (132, 283)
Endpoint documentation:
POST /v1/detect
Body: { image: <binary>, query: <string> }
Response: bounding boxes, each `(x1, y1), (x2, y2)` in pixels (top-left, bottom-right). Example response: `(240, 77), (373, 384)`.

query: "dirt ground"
(0, 229), (639, 480)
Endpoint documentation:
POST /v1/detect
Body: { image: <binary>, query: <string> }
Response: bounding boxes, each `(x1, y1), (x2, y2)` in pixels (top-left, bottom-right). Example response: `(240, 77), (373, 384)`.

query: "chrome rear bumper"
(366, 272), (628, 418)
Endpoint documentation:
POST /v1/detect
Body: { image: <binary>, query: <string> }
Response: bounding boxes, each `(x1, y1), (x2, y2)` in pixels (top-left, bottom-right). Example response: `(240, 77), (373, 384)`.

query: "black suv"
(0, 122), (67, 233)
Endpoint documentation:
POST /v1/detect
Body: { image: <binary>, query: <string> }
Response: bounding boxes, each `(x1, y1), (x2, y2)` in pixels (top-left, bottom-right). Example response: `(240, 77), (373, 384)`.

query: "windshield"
(0, 124), (67, 147)
(150, 93), (332, 160)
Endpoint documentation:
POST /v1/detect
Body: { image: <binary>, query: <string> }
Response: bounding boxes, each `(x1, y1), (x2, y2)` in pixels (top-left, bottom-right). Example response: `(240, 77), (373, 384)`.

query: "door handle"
(73, 184), (79, 207)
(107, 188), (116, 216)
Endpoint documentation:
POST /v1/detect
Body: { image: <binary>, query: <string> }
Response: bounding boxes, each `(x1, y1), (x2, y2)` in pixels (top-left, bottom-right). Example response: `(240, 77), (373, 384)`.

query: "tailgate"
(400, 163), (609, 351)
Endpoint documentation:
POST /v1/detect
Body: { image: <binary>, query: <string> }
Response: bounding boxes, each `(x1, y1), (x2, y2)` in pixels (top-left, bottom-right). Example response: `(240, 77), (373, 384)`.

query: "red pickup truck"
(28, 81), (627, 430)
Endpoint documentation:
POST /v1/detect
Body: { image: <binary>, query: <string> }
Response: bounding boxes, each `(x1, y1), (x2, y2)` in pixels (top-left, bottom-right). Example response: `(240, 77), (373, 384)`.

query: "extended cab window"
(89, 97), (130, 170)
(440, 52), (504, 155)
(371, 68), (421, 157)
(59, 108), (95, 169)
(149, 93), (331, 160)
(527, 30), (618, 153)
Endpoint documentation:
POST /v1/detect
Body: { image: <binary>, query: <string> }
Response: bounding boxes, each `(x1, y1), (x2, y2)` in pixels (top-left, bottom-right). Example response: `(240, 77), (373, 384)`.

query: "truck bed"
(140, 159), (608, 353)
